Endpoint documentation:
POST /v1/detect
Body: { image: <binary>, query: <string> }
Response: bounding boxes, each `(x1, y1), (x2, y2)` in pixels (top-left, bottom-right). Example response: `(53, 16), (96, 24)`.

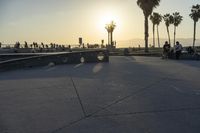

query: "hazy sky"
(0, 0), (199, 46)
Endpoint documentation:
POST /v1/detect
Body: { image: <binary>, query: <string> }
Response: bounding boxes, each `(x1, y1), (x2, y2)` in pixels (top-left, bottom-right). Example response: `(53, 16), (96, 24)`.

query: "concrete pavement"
(0, 56), (200, 133)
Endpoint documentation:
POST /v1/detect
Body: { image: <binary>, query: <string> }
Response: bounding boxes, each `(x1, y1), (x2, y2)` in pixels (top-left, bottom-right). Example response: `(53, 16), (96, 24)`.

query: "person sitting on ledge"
(186, 46), (194, 55)
(162, 41), (170, 59)
(175, 41), (183, 60)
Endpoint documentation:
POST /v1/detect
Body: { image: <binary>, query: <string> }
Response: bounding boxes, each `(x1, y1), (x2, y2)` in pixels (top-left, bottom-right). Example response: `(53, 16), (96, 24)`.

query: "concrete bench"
(169, 53), (200, 60)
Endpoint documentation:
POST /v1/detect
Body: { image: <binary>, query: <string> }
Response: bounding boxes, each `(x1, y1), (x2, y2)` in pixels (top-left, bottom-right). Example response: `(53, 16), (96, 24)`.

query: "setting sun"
(96, 10), (121, 34)
(100, 12), (119, 26)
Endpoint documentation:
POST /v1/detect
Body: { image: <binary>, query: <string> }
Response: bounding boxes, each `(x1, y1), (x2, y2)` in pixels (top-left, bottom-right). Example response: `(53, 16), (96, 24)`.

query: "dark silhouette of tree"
(150, 12), (162, 47)
(105, 21), (116, 49)
(155, 13), (162, 48)
(172, 12), (183, 46)
(163, 14), (174, 45)
(150, 13), (156, 47)
(189, 4), (200, 48)
(137, 0), (160, 52)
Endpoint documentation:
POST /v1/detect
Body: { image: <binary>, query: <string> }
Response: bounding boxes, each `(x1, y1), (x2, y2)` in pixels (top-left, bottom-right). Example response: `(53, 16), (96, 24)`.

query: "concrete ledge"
(109, 52), (161, 57)
(0, 50), (109, 72)
(0, 52), (74, 61)
(169, 53), (200, 60)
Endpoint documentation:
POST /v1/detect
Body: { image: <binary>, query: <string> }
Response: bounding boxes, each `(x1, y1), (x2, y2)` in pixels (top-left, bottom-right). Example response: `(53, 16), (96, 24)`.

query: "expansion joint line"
(51, 77), (167, 133)
(51, 64), (190, 133)
(70, 77), (87, 117)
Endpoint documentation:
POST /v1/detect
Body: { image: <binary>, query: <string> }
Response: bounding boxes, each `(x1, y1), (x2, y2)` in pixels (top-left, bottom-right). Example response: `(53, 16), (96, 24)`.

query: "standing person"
(175, 41), (183, 60)
(162, 41), (170, 59)
(68, 45), (72, 52)
(0, 42), (2, 48)
(24, 41), (28, 48)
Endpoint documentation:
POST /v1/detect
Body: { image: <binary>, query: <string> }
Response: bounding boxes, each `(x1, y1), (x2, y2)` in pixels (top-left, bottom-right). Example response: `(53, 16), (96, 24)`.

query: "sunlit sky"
(0, 0), (199, 47)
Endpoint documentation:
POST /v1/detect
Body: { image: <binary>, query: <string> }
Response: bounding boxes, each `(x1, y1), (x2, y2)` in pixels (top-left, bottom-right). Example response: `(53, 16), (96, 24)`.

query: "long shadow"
(175, 59), (200, 69)
(0, 56), (166, 81)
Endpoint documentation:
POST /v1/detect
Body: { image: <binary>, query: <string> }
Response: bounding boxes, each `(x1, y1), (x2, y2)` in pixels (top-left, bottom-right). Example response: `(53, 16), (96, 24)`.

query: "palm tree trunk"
(108, 32), (109, 46)
(153, 24), (155, 47)
(144, 15), (149, 52)
(157, 25), (160, 48)
(174, 25), (176, 47)
(193, 21), (196, 49)
(166, 26), (171, 45)
(111, 32), (113, 47)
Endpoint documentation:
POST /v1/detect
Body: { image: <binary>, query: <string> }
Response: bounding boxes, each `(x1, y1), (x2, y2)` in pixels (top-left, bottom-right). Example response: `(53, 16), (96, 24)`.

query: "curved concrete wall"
(0, 50), (109, 72)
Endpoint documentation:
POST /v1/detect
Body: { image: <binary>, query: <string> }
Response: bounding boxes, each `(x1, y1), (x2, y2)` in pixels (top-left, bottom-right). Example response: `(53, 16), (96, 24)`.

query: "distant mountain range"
(117, 38), (200, 48)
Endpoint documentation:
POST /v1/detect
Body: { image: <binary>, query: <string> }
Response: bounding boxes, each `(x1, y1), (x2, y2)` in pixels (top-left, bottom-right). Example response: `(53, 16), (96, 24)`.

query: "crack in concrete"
(50, 62), (190, 133)
(50, 77), (165, 133)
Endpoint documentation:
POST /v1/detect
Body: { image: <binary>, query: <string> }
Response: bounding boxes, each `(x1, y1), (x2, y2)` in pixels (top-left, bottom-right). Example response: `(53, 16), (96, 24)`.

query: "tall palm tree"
(150, 13), (157, 47)
(189, 4), (200, 48)
(173, 12), (183, 46)
(155, 13), (162, 48)
(105, 21), (116, 48)
(150, 12), (162, 47)
(163, 14), (174, 45)
(137, 0), (161, 52)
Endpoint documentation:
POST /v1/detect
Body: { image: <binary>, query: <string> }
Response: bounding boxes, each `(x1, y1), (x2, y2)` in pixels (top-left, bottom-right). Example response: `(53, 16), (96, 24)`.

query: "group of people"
(163, 41), (183, 60)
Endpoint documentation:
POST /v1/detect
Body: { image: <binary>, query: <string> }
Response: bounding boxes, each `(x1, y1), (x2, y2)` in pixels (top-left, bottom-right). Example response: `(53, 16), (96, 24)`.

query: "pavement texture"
(0, 56), (200, 133)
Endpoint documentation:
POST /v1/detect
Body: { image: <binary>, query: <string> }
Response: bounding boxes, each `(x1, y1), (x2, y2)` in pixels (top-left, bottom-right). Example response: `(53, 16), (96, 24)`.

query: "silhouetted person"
(35, 43), (38, 48)
(24, 41), (28, 48)
(175, 41), (183, 60)
(187, 46), (194, 55)
(33, 42), (38, 48)
(41, 42), (44, 48)
(14, 42), (20, 48)
(0, 42), (2, 48)
(33, 42), (36, 48)
(68, 45), (72, 52)
(162, 41), (170, 59)
(50, 43), (53, 48)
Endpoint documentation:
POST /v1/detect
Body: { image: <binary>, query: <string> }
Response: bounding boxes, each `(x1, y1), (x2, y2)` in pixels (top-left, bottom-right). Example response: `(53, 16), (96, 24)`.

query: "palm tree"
(150, 12), (162, 48)
(155, 13), (162, 47)
(163, 14), (174, 45)
(105, 21), (116, 48)
(172, 12), (183, 46)
(137, 0), (161, 52)
(150, 13), (157, 47)
(189, 4), (200, 48)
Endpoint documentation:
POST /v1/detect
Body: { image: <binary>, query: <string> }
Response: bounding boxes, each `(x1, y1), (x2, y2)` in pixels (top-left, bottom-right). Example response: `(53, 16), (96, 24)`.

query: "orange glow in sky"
(0, 0), (200, 47)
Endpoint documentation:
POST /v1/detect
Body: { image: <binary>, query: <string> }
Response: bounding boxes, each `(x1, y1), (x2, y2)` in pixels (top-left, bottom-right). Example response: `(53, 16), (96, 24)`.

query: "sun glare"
(97, 11), (121, 33)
